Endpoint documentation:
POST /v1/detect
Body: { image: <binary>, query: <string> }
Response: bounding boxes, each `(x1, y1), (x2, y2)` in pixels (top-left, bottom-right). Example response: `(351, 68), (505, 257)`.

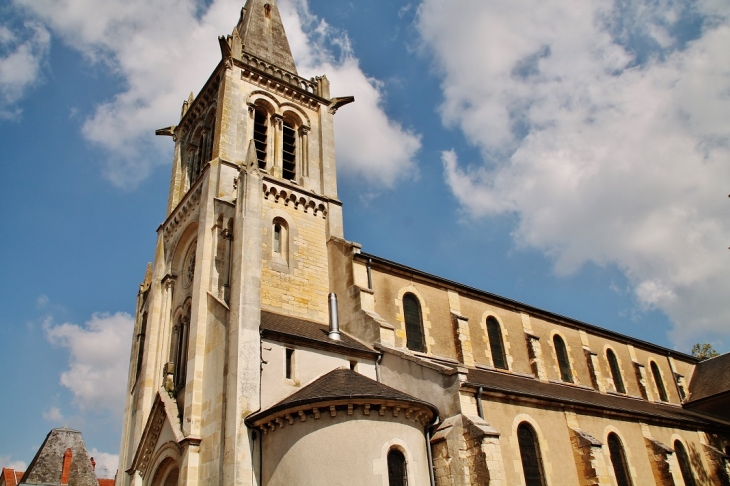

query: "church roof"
(235, 0), (298, 74)
(465, 368), (728, 428)
(260, 311), (378, 358)
(687, 352), (730, 402)
(246, 368), (437, 425)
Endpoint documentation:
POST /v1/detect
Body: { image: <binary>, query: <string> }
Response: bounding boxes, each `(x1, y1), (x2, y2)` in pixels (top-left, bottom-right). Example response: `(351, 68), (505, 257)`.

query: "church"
(116, 1), (730, 485)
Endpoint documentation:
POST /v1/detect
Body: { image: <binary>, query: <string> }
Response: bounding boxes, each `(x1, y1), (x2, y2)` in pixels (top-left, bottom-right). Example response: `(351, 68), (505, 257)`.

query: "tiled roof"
(466, 368), (726, 428)
(260, 311), (377, 357)
(687, 352), (730, 402)
(97, 479), (115, 486)
(2, 468), (21, 486)
(247, 368), (437, 424)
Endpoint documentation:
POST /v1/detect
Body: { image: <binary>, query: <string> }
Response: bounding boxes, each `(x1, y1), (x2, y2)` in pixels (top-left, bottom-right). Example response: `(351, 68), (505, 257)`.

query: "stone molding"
(262, 181), (328, 218)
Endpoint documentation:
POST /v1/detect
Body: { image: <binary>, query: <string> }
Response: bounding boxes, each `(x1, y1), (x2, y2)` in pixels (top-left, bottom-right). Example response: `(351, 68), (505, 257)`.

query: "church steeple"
(234, 0), (298, 74)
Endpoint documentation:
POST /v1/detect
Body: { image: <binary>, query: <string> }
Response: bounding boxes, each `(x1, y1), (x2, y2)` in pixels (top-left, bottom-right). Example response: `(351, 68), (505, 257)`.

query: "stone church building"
(116, 1), (730, 484)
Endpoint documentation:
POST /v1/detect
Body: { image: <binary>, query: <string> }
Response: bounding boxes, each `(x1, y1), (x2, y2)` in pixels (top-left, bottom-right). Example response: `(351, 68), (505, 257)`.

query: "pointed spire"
(235, 0), (298, 74)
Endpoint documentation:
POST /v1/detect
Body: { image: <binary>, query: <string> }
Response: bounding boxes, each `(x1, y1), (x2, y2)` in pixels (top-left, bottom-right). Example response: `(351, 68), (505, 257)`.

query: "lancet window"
(487, 316), (508, 370)
(608, 433), (633, 486)
(650, 361), (668, 402)
(674, 440), (697, 486)
(517, 423), (546, 486)
(387, 448), (408, 486)
(607, 348), (625, 394)
(403, 293), (425, 353)
(553, 334), (573, 383)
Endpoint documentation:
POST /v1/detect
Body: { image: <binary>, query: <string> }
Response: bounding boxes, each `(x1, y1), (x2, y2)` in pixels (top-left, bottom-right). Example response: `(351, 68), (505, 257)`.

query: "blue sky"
(1, 0), (729, 477)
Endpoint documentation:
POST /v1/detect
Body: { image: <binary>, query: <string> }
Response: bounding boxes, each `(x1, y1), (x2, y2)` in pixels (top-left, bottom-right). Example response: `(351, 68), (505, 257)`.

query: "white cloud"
(0, 20), (50, 118)
(0, 455), (27, 471)
(45, 312), (134, 414)
(13, 0), (419, 188)
(88, 448), (119, 479)
(42, 405), (65, 423)
(420, 1), (730, 349)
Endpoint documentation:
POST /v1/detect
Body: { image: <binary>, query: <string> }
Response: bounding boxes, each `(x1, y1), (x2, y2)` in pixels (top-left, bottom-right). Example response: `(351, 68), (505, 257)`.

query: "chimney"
(60, 448), (72, 485)
(328, 293), (341, 341)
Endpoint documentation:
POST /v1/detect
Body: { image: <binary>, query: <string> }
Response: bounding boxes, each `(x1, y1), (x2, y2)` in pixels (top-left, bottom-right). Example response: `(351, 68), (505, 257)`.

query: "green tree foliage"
(691, 343), (720, 360)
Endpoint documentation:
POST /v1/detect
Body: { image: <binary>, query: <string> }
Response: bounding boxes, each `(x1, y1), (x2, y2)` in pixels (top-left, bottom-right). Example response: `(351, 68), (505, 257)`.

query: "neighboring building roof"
(687, 352), (730, 402)
(19, 427), (99, 486)
(465, 368), (727, 428)
(260, 311), (378, 359)
(1, 468), (22, 486)
(358, 251), (698, 362)
(97, 479), (115, 486)
(247, 368), (437, 425)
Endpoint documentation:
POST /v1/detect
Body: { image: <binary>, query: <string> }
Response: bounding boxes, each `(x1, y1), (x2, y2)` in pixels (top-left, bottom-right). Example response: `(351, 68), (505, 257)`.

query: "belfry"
(118, 2), (730, 485)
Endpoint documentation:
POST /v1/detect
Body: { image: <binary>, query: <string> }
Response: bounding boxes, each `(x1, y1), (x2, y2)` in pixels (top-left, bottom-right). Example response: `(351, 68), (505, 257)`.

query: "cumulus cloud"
(45, 312), (134, 414)
(419, 0), (730, 349)
(88, 448), (119, 479)
(13, 0), (419, 188)
(0, 455), (27, 471)
(0, 20), (50, 118)
(42, 405), (65, 423)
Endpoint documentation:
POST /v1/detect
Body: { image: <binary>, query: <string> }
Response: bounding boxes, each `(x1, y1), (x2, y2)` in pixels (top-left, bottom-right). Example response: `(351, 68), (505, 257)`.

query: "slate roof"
(247, 368), (437, 425)
(466, 368), (727, 428)
(19, 427), (99, 486)
(260, 311), (377, 358)
(687, 352), (730, 403)
(97, 479), (115, 486)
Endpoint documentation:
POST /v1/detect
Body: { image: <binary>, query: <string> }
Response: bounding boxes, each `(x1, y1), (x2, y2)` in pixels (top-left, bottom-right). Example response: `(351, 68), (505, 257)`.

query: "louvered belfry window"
(607, 349), (626, 393)
(387, 449), (408, 486)
(487, 317), (507, 370)
(553, 335), (573, 383)
(517, 423), (546, 486)
(608, 433), (633, 486)
(253, 109), (268, 169)
(282, 121), (296, 180)
(403, 293), (425, 352)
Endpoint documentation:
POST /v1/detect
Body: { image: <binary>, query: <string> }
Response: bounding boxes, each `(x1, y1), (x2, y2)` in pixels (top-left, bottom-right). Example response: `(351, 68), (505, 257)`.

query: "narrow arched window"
(403, 293), (425, 352)
(553, 335), (573, 383)
(282, 120), (296, 180)
(273, 223), (282, 253)
(675, 440), (696, 486)
(253, 108), (268, 169)
(487, 317), (507, 370)
(174, 311), (190, 391)
(517, 423), (546, 486)
(272, 219), (288, 262)
(608, 433), (633, 486)
(387, 448), (407, 486)
(650, 361), (668, 401)
(607, 349), (625, 394)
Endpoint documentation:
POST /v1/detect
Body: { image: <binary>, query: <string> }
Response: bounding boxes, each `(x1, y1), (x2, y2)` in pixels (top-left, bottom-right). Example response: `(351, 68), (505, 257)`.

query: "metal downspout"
(366, 258), (373, 290)
(476, 386), (484, 419)
(426, 414), (439, 486)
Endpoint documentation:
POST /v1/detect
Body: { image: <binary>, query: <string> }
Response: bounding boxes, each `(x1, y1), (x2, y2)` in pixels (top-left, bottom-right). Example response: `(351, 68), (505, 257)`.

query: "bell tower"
(116, 1), (353, 484)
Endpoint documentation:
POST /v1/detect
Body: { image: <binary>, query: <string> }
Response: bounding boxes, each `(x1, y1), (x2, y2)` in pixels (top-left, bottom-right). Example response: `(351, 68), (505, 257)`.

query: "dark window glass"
(608, 433), (633, 486)
(274, 223), (281, 253)
(675, 440), (697, 486)
(134, 313), (148, 382)
(403, 293), (425, 352)
(387, 449), (407, 486)
(175, 312), (190, 392)
(607, 349), (626, 394)
(487, 317), (507, 370)
(285, 348), (294, 379)
(517, 423), (546, 486)
(651, 361), (668, 401)
(253, 109), (268, 169)
(282, 121), (296, 180)
(553, 335), (573, 383)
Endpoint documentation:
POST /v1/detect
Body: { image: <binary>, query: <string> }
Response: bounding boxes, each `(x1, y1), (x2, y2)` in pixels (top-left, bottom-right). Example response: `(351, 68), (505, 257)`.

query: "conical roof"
(236, 0), (298, 74)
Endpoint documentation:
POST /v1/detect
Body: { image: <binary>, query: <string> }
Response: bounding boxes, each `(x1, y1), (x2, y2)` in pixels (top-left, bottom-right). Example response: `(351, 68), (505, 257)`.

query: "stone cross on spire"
(235, 0), (298, 74)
